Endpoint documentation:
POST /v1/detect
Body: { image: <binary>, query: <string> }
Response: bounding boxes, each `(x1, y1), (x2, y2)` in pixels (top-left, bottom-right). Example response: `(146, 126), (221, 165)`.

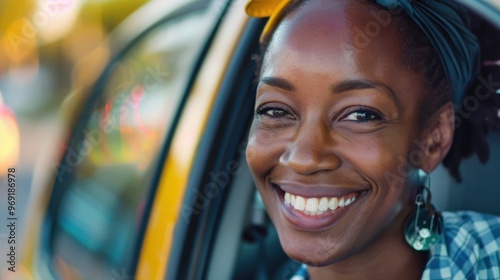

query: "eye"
(255, 105), (294, 119)
(342, 107), (383, 122)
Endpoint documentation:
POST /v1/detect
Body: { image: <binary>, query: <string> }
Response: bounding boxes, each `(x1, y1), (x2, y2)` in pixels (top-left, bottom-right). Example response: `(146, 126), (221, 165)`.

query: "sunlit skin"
(246, 0), (454, 279)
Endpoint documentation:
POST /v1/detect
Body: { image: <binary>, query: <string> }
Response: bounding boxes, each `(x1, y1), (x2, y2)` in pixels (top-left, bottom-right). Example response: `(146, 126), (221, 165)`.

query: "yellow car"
(19, 0), (500, 279)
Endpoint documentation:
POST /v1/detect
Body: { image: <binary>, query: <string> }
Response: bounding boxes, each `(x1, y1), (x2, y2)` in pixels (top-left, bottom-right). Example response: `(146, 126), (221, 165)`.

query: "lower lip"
(275, 187), (363, 231)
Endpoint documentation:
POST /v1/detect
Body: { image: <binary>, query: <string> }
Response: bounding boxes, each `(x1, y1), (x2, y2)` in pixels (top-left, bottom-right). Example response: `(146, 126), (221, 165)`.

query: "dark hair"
(253, 0), (500, 182)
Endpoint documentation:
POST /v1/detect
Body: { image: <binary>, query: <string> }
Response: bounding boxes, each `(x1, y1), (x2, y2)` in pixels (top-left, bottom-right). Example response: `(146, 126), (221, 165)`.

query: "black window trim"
(165, 16), (266, 280)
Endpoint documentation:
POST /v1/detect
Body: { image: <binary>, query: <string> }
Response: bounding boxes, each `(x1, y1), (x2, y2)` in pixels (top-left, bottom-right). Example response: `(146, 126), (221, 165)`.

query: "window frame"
(163, 16), (266, 280)
(39, 1), (221, 279)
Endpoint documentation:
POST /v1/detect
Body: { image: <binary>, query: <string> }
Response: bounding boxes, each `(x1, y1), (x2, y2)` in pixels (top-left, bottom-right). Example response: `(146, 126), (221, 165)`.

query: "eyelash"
(342, 106), (383, 122)
(255, 105), (293, 119)
(255, 105), (383, 122)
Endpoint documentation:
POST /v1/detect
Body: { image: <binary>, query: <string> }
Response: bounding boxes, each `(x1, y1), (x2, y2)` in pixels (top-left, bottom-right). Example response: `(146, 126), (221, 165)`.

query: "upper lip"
(272, 180), (368, 198)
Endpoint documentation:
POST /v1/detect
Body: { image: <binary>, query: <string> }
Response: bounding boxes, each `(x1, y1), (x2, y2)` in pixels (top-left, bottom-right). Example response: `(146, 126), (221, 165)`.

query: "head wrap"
(245, 0), (481, 105)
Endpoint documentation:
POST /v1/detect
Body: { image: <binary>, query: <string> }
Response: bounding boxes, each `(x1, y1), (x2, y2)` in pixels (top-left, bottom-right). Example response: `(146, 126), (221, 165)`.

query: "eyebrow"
(333, 79), (399, 106)
(333, 79), (378, 93)
(260, 77), (401, 106)
(260, 76), (398, 105)
(259, 77), (295, 91)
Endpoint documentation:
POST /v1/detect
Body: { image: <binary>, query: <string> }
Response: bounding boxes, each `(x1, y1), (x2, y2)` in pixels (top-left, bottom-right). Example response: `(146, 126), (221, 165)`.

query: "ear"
(420, 102), (455, 173)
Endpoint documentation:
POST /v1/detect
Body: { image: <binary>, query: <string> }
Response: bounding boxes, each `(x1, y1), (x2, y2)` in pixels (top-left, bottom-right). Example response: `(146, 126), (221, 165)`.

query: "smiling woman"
(244, 0), (500, 279)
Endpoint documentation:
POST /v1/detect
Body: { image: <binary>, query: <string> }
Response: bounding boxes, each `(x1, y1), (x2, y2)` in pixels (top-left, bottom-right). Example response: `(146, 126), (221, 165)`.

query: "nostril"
(279, 123), (341, 174)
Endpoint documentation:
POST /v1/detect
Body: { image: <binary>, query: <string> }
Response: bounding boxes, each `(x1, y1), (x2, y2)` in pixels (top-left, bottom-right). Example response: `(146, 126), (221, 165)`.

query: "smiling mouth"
(274, 185), (363, 216)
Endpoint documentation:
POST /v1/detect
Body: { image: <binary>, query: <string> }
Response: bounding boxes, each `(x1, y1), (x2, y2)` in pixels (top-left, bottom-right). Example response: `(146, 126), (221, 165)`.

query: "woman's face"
(246, 0), (430, 266)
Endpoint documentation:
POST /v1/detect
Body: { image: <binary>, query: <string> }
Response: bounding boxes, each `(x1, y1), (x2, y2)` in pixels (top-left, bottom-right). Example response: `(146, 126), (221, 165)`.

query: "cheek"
(330, 133), (416, 245)
(343, 129), (417, 213)
(245, 125), (283, 179)
(341, 129), (414, 182)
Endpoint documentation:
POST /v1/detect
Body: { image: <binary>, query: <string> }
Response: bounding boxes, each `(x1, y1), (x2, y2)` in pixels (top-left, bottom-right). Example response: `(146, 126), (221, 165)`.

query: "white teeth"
(306, 198), (319, 212)
(328, 197), (339, 210)
(318, 197), (329, 211)
(285, 192), (291, 205)
(345, 198), (351, 206)
(294, 196), (306, 211)
(345, 197), (355, 206)
(338, 197), (345, 207)
(304, 210), (324, 216)
(283, 191), (358, 215)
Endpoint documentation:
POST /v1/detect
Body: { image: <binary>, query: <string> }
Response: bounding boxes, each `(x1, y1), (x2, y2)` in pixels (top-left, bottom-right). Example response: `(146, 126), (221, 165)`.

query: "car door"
(26, 1), (224, 279)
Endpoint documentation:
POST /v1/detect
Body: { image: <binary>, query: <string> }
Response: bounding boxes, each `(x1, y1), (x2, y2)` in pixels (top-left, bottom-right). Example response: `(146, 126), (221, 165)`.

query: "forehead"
(263, 0), (405, 80)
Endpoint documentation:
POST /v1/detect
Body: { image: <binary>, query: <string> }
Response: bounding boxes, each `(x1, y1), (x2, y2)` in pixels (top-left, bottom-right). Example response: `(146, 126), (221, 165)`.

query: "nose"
(279, 121), (341, 175)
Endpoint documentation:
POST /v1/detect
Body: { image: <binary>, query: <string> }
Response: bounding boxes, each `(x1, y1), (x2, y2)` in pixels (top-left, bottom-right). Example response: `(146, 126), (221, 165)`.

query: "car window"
(49, 6), (213, 280)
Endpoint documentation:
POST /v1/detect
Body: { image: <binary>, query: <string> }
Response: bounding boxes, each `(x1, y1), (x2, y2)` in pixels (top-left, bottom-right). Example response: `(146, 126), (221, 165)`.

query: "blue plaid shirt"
(291, 211), (500, 280)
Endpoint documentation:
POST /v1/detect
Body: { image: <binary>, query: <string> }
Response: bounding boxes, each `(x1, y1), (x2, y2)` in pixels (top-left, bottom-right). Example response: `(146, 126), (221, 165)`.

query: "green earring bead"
(404, 208), (443, 251)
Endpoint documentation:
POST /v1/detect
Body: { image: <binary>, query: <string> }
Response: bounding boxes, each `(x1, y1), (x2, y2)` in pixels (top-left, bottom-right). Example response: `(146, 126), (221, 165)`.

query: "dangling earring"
(404, 170), (443, 251)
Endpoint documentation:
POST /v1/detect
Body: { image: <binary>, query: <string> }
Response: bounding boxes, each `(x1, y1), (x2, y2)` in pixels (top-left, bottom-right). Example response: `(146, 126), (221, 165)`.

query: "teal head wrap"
(376, 0), (480, 105)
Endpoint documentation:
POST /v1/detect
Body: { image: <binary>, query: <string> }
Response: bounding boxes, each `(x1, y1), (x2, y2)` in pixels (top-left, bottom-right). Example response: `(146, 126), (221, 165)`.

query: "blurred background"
(0, 0), (150, 276)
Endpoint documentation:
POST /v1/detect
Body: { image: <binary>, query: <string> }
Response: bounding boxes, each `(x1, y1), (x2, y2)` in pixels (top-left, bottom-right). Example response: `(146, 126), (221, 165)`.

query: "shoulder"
(424, 211), (500, 279)
(442, 211), (500, 253)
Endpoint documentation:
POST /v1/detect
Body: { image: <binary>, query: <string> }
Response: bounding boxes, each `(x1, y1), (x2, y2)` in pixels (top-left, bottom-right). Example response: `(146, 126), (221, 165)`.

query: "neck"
(308, 206), (428, 280)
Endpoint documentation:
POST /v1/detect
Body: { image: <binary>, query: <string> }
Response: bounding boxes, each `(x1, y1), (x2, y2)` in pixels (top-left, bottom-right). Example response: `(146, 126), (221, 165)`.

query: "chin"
(282, 244), (337, 267)
(277, 229), (348, 267)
